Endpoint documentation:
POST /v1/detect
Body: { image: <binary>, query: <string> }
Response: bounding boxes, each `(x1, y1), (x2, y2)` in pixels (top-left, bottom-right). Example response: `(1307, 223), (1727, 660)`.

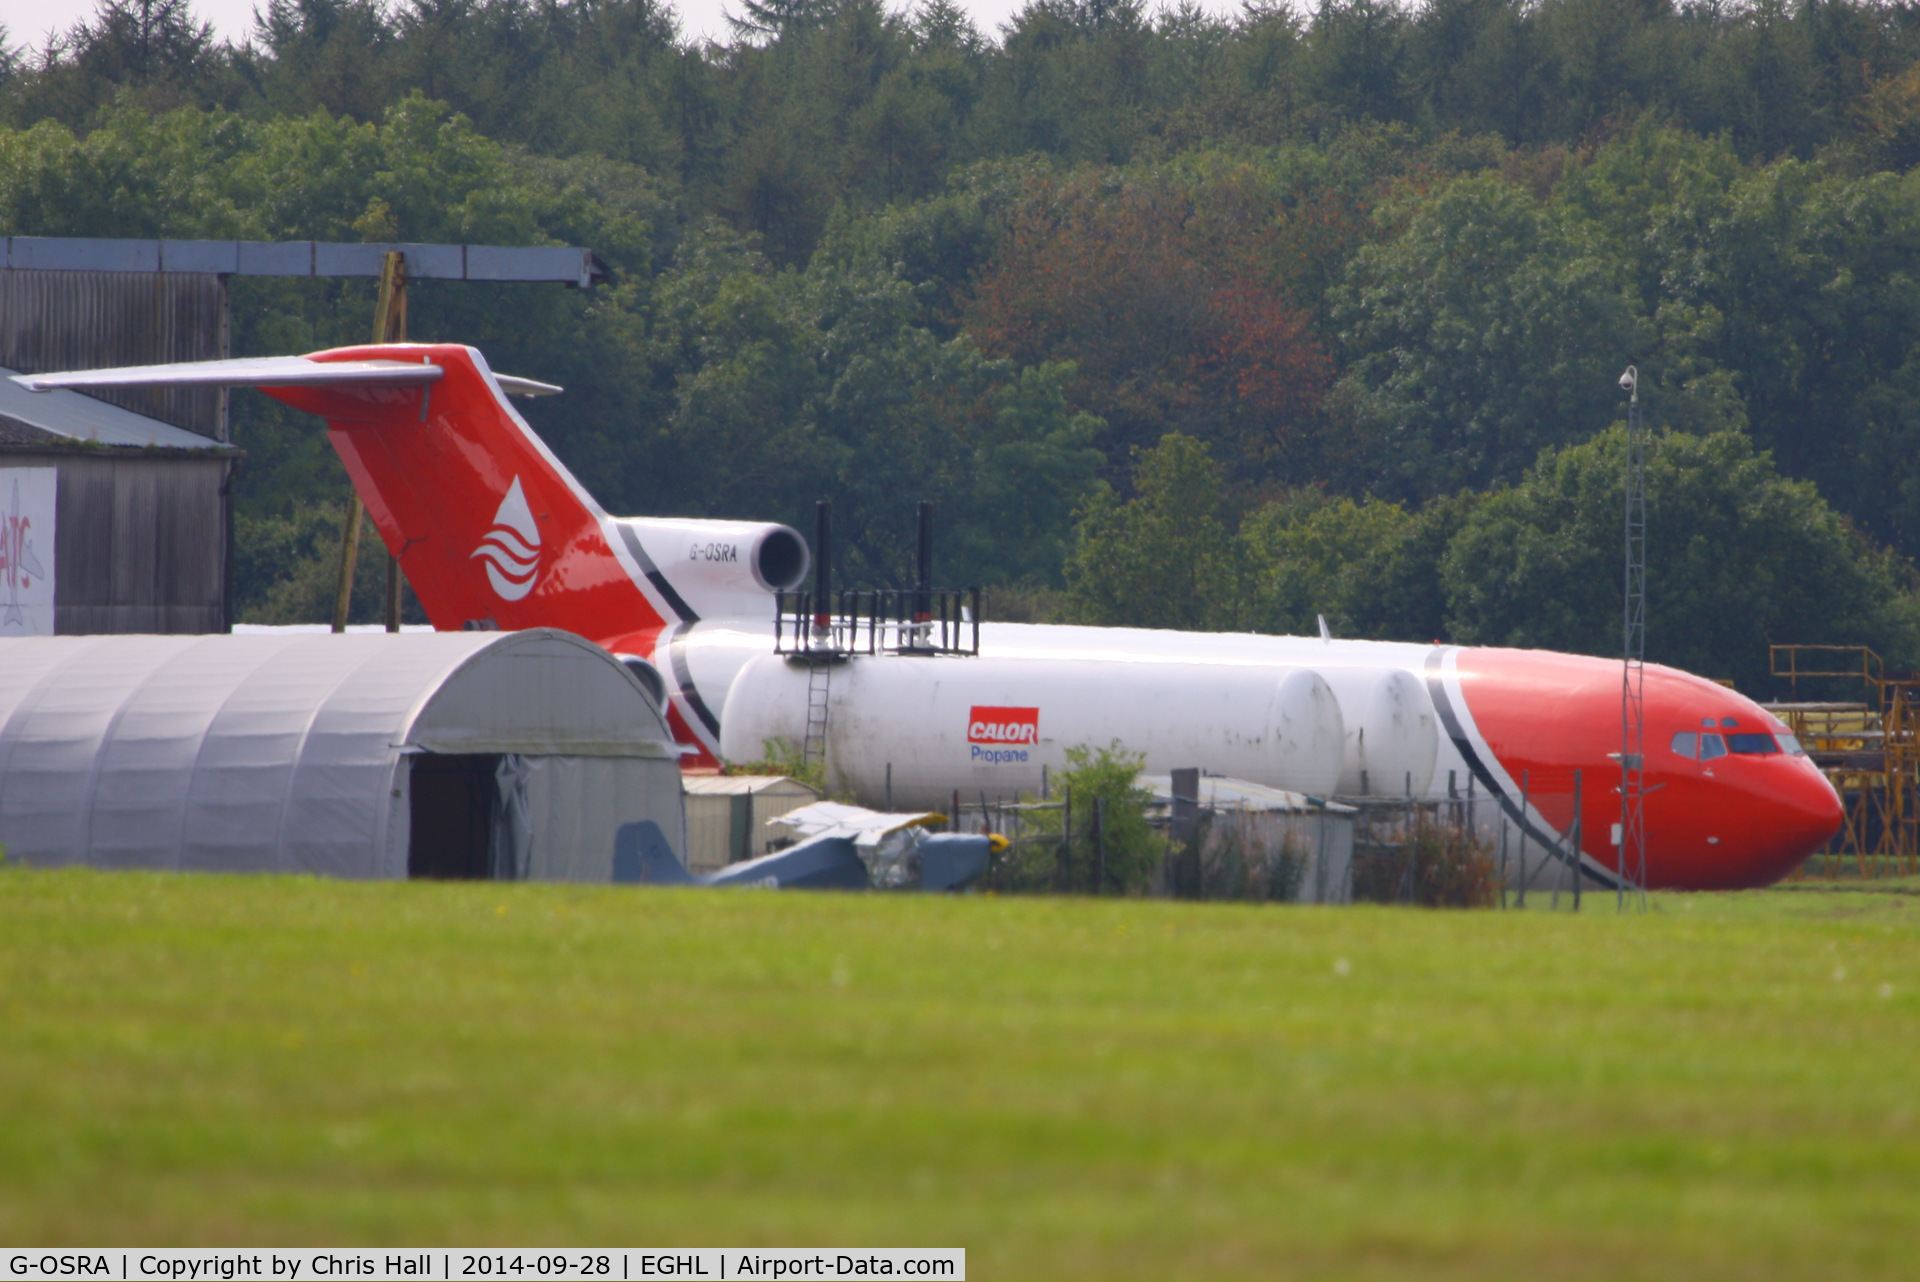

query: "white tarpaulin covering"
(0, 629), (684, 880)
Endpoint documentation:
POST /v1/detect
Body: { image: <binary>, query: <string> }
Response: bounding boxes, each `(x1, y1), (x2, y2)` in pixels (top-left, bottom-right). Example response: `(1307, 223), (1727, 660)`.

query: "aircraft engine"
(619, 517), (809, 620)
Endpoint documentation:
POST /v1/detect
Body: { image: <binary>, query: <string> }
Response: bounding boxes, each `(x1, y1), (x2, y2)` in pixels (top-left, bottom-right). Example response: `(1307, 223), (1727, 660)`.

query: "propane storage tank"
(1335, 668), (1439, 797)
(719, 652), (1346, 807)
(1270, 669), (1345, 794)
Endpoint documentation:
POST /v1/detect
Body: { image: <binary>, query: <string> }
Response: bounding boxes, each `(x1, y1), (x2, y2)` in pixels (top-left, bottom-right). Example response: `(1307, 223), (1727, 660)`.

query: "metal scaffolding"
(1766, 644), (1920, 878)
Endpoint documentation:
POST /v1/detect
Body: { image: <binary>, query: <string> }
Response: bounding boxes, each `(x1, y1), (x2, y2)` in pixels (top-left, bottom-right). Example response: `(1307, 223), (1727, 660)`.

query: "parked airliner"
(14, 343), (1842, 890)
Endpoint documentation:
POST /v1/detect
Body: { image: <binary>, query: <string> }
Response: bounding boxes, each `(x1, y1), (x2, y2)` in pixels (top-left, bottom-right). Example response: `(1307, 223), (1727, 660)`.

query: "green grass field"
(2, 869), (1916, 1279)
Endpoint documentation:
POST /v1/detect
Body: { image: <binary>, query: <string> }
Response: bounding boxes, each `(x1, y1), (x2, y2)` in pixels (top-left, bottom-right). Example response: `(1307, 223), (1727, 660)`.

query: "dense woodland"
(8, 0), (1920, 689)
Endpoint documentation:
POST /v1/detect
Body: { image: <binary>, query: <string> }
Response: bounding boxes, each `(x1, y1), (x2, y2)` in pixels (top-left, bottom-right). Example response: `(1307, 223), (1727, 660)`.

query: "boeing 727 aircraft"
(14, 343), (1843, 890)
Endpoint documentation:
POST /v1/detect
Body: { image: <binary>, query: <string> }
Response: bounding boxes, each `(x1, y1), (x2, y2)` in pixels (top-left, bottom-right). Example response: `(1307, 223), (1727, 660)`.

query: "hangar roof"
(682, 774), (817, 796)
(0, 236), (603, 288)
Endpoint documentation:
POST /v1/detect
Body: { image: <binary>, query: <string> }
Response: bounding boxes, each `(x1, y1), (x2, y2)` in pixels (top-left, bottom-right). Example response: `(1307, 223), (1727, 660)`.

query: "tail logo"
(471, 476), (541, 601)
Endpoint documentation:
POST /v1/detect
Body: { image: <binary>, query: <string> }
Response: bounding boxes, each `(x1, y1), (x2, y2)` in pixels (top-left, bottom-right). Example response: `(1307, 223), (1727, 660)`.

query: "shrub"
(1188, 813), (1307, 903)
(991, 742), (1158, 895)
(1353, 814), (1497, 908)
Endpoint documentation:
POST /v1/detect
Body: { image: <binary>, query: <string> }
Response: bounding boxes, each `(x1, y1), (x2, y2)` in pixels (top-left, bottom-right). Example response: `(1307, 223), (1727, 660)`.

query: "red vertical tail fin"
(266, 344), (671, 641)
(9, 344), (715, 760)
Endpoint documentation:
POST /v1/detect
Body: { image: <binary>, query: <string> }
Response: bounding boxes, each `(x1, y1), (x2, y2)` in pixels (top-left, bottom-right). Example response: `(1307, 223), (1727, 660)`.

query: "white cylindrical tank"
(719, 653), (1346, 806)
(1335, 668), (1439, 797)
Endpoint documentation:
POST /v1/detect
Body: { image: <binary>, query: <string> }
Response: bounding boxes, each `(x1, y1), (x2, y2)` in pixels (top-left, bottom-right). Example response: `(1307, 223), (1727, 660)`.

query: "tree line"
(6, 0), (1920, 690)
(1067, 429), (1920, 692)
(15, 0), (1920, 227)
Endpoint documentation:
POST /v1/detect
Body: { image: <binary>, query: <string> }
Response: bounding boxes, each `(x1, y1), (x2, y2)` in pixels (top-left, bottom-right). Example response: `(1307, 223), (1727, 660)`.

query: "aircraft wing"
(771, 800), (946, 847)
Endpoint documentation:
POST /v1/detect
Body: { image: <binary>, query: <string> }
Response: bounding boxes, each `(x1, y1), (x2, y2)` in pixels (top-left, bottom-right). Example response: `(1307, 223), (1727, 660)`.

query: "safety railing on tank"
(774, 587), (981, 658)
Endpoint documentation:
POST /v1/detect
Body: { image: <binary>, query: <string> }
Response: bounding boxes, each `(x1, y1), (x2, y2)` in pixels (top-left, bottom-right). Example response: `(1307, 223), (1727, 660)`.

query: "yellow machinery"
(1766, 645), (1920, 878)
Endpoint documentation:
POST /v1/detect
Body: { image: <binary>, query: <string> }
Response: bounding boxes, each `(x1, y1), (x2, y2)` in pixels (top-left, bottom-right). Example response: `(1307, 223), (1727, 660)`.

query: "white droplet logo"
(472, 476), (540, 601)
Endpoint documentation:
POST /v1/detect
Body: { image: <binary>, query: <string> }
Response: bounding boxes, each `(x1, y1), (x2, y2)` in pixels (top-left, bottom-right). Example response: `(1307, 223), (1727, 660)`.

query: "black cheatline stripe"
(615, 522), (700, 624)
(1422, 646), (1624, 891)
(669, 623), (723, 740)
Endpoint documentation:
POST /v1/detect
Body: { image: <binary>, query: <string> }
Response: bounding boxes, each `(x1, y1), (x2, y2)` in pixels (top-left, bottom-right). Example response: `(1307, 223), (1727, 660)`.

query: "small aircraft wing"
(771, 800), (946, 847)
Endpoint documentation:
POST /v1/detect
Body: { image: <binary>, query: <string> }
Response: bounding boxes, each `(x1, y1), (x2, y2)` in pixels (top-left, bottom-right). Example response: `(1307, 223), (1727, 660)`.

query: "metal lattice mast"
(1620, 366), (1649, 910)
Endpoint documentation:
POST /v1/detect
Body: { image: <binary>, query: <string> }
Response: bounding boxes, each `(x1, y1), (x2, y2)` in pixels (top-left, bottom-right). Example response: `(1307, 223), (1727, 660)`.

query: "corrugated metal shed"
(43, 454), (229, 635)
(1141, 774), (1355, 904)
(682, 774), (820, 873)
(0, 365), (236, 637)
(0, 272), (227, 438)
(0, 243), (601, 441)
(0, 629), (685, 880)
(0, 238), (602, 637)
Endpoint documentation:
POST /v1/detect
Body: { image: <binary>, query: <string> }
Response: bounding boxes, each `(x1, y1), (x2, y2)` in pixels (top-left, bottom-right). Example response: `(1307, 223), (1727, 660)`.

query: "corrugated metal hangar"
(0, 236), (601, 639)
(682, 774), (821, 873)
(0, 366), (236, 636)
(0, 238), (684, 888)
(1, 265), (237, 636)
(0, 629), (686, 880)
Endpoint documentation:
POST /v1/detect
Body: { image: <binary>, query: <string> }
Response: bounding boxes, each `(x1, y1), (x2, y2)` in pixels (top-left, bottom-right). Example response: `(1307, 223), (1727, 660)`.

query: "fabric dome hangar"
(0, 628), (686, 880)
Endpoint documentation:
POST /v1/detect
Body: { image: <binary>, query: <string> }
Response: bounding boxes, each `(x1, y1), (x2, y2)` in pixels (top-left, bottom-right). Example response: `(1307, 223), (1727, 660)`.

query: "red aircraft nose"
(1738, 760), (1843, 885)
(1451, 647), (1846, 890)
(1634, 696), (1844, 889)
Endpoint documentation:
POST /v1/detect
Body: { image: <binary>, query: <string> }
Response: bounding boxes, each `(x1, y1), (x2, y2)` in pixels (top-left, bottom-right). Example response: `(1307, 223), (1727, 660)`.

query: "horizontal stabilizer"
(613, 821), (697, 885)
(494, 375), (564, 397)
(10, 355), (443, 393)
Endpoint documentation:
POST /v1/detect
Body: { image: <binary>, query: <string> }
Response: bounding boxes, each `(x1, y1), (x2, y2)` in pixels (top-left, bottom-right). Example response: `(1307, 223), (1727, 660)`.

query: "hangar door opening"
(408, 754), (501, 879)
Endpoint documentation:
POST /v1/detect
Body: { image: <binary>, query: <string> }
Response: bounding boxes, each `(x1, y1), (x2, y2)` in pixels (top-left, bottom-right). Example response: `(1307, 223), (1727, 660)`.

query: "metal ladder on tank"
(802, 657), (831, 771)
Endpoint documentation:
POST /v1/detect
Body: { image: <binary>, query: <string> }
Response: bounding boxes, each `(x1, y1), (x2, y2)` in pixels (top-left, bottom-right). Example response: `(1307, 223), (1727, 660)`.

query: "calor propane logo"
(969, 706), (1037, 764)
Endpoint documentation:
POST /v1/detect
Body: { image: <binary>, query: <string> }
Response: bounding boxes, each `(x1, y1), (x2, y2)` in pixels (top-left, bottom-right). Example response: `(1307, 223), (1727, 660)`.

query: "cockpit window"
(1721, 718), (1740, 728)
(1728, 733), (1780, 755)
(1776, 733), (1807, 755)
(1670, 732), (1698, 759)
(1701, 717), (1716, 728)
(1700, 733), (1728, 761)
